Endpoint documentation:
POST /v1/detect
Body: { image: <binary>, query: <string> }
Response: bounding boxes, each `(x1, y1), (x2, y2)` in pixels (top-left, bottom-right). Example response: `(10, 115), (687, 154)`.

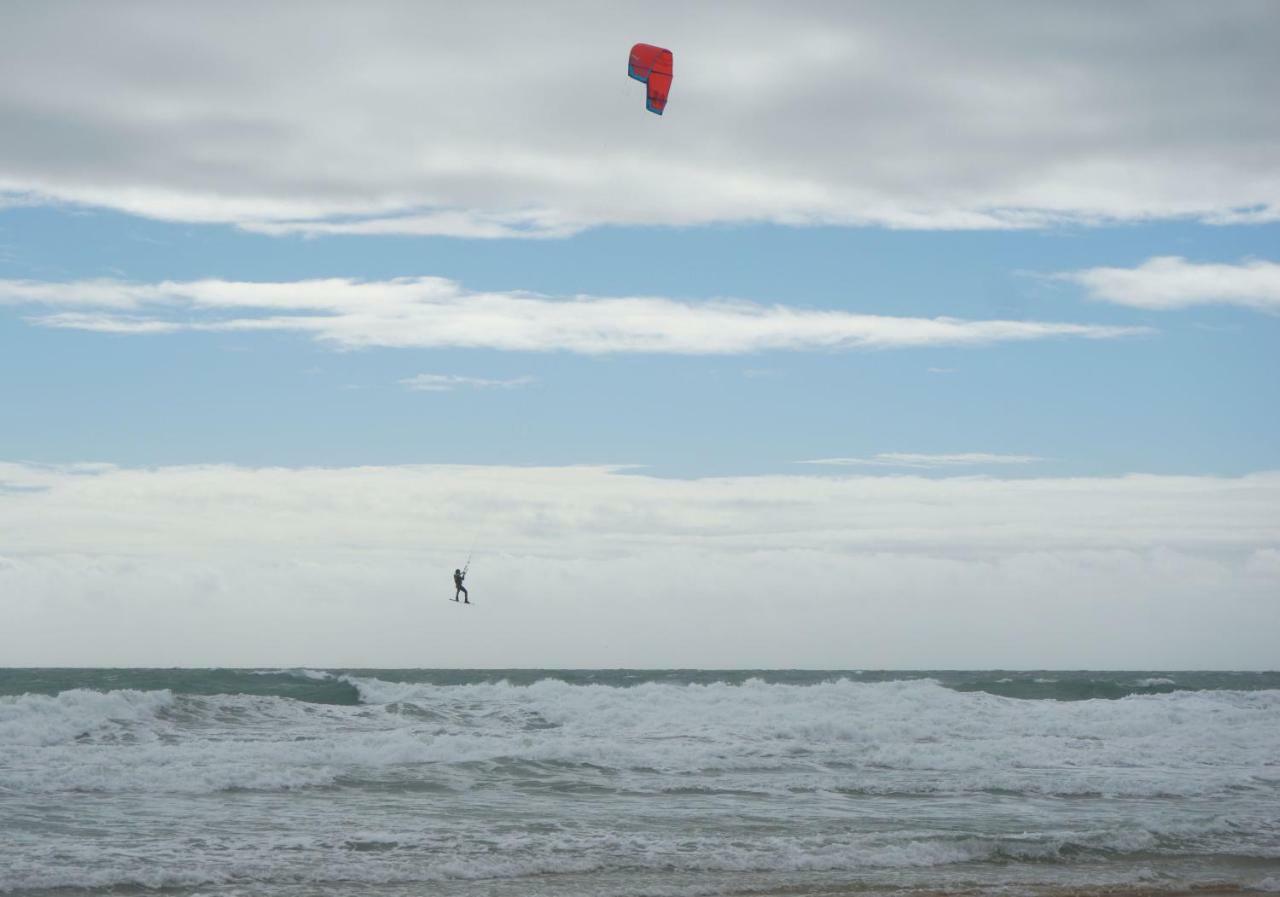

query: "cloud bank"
(2, 2), (1278, 235)
(0, 277), (1146, 354)
(801, 453), (1043, 469)
(1, 461), (1277, 667)
(1062, 256), (1280, 312)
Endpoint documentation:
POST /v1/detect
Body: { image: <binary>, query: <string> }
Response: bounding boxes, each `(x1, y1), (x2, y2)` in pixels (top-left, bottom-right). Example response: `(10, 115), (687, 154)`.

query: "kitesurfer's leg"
(461, 585), (469, 604)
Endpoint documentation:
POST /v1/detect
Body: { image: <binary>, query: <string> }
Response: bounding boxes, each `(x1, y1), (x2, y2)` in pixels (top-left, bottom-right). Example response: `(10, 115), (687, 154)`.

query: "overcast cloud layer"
(801, 453), (1044, 469)
(0, 277), (1145, 353)
(1, 461), (1277, 667)
(2, 2), (1278, 235)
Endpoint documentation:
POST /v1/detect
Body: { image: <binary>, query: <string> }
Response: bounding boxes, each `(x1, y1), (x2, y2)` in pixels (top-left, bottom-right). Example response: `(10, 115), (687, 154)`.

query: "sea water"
(1, 669), (1278, 896)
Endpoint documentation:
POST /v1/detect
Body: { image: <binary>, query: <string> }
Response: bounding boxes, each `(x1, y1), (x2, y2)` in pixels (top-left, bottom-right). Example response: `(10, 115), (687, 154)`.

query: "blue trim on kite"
(630, 55), (663, 114)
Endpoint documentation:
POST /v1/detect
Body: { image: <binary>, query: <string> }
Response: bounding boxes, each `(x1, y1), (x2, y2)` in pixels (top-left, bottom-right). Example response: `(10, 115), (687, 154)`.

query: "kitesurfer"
(453, 568), (469, 603)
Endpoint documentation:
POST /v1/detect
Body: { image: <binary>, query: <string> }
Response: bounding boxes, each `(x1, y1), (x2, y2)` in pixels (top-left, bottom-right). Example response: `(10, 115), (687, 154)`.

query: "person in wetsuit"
(453, 568), (469, 603)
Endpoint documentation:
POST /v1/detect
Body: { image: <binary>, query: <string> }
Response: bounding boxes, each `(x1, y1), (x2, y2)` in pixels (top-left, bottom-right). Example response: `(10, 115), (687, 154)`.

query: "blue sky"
(2, 206), (1277, 477)
(2, 2), (1278, 666)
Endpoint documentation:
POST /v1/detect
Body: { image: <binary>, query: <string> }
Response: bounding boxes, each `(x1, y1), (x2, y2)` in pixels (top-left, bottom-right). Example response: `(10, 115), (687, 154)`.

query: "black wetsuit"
(453, 571), (469, 603)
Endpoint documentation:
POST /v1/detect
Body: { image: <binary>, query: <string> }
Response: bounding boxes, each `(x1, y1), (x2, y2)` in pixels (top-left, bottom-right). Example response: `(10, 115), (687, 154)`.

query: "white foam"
(5, 822), (1269, 893)
(7, 678), (1277, 801)
(2, 673), (1278, 897)
(250, 667), (336, 682)
(0, 687), (174, 746)
(334, 675), (1280, 795)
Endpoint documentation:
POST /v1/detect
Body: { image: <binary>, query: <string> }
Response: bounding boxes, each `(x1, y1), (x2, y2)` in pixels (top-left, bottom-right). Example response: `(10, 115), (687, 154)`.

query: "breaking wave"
(3, 671), (1278, 895)
(2, 676), (1277, 798)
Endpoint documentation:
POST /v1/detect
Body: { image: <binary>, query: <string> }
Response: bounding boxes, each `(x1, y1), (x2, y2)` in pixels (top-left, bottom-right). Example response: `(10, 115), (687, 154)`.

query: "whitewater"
(1, 670), (1278, 897)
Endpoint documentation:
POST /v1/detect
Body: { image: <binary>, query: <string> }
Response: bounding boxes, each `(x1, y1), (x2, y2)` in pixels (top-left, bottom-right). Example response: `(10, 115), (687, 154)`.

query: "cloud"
(0, 192), (42, 212)
(242, 210), (579, 240)
(400, 373), (535, 392)
(1, 3), (1277, 236)
(22, 312), (184, 334)
(1060, 256), (1280, 312)
(0, 276), (1148, 354)
(1, 461), (1277, 667)
(800, 453), (1043, 469)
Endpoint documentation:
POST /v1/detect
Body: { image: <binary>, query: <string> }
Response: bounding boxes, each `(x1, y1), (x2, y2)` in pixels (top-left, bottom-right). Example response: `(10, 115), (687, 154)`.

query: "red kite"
(628, 43), (673, 115)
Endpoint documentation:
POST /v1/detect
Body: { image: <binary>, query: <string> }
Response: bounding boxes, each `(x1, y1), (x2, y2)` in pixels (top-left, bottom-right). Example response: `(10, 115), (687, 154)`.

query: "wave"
(0, 667), (362, 705)
(4, 675), (1279, 896)
(4, 825), (1278, 893)
(4, 668), (1279, 706)
(1, 678), (1277, 802)
(0, 687), (175, 747)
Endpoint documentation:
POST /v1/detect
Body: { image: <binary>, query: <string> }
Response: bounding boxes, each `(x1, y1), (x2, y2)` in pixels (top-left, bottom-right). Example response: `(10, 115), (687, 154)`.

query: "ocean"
(1, 669), (1278, 896)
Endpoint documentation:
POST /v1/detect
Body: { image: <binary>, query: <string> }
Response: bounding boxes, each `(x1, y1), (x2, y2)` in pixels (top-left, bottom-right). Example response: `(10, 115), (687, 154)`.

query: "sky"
(1, 1), (1277, 668)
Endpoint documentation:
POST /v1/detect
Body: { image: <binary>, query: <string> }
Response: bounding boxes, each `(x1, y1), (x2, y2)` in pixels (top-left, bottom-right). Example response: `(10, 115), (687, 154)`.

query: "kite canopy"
(628, 43), (673, 115)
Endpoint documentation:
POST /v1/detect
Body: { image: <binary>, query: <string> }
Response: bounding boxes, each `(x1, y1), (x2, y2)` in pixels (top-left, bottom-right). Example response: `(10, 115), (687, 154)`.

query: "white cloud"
(801, 453), (1043, 469)
(22, 312), (184, 334)
(0, 276), (1148, 354)
(1, 3), (1277, 235)
(400, 373), (535, 392)
(1060, 256), (1280, 312)
(1, 461), (1277, 667)
(242, 210), (579, 240)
